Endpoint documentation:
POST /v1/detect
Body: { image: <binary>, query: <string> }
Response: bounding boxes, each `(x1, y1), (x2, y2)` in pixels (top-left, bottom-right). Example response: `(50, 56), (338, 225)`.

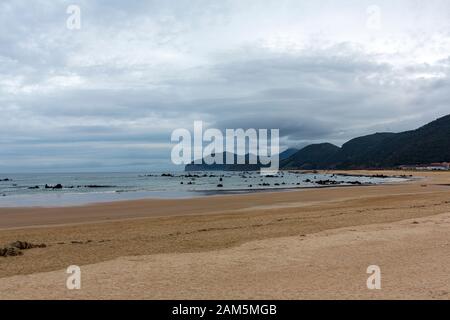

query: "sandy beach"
(0, 170), (449, 300)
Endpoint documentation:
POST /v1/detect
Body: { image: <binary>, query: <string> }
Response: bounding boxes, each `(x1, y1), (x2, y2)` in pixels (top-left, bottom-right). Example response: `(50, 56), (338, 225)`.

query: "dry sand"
(0, 212), (449, 300)
(0, 170), (449, 299)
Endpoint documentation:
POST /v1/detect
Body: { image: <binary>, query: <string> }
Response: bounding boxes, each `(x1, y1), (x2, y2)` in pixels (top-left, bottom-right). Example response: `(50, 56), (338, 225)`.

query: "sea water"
(0, 171), (408, 207)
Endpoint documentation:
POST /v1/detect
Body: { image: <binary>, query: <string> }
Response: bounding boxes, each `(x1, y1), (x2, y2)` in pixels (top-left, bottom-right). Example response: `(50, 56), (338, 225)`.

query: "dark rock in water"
(161, 173), (174, 177)
(219, 177), (223, 182)
(304, 179), (312, 183)
(184, 174), (200, 178)
(0, 178), (11, 182)
(45, 184), (63, 189)
(217, 184), (223, 187)
(180, 181), (184, 184)
(274, 183), (280, 186)
(28, 186), (40, 189)
(248, 185), (253, 187)
(84, 185), (115, 188)
(315, 180), (342, 186)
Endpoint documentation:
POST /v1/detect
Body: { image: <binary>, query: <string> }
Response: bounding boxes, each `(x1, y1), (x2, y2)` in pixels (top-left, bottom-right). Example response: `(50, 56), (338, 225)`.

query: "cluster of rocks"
(161, 171), (370, 190)
(161, 173), (175, 177)
(238, 172), (259, 179)
(314, 180), (343, 185)
(171, 173), (230, 188)
(371, 174), (389, 178)
(314, 179), (363, 186)
(184, 173), (223, 178)
(56, 239), (111, 245)
(347, 181), (363, 185)
(139, 173), (226, 178)
(0, 241), (46, 257)
(0, 247), (22, 257)
(83, 185), (116, 188)
(45, 184), (63, 189)
(38, 184), (116, 190)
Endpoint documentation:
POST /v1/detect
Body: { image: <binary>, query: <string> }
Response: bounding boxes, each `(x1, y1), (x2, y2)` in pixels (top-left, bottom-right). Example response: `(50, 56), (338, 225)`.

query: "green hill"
(282, 114), (450, 169)
(281, 143), (340, 169)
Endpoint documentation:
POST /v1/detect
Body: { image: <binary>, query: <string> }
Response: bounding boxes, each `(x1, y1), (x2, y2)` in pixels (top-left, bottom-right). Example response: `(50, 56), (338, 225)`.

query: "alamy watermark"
(366, 5), (382, 31)
(66, 5), (81, 30)
(366, 265), (381, 290)
(171, 121), (280, 175)
(66, 265), (81, 290)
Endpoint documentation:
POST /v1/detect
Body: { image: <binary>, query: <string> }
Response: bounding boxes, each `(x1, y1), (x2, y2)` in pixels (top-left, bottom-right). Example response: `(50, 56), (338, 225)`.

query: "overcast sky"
(1, 0), (450, 172)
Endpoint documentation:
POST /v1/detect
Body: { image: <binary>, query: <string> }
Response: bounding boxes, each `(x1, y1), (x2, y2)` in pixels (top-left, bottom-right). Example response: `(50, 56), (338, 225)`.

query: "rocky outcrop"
(45, 184), (63, 189)
(0, 247), (22, 257)
(0, 241), (47, 257)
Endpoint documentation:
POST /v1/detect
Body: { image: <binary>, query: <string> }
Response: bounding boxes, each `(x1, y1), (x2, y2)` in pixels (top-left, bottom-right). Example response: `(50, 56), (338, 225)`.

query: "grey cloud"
(1, 0), (450, 172)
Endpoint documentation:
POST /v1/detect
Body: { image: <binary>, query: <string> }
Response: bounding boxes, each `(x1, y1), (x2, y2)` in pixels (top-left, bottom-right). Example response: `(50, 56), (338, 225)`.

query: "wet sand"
(0, 170), (449, 299)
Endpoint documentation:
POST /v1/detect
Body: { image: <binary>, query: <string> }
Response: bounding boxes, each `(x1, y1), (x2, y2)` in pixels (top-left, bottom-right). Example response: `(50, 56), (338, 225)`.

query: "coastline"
(0, 171), (417, 230)
(0, 171), (407, 208)
(0, 170), (449, 299)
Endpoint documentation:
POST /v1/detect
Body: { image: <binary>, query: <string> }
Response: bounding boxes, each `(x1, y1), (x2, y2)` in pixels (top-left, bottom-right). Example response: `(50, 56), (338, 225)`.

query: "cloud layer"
(1, 0), (450, 172)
